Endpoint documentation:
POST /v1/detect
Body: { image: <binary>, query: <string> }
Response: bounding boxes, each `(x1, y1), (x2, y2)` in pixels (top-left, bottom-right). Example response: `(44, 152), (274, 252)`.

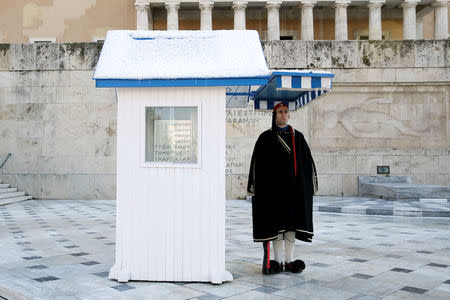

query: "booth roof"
(93, 30), (270, 81)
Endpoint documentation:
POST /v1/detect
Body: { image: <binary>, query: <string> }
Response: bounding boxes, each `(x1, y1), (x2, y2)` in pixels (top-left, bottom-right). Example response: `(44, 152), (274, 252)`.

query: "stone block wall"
(0, 40), (449, 199)
(0, 43), (116, 199)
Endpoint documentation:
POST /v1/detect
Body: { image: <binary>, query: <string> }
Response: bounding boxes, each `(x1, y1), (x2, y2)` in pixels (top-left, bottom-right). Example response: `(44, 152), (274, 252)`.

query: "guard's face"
(275, 107), (290, 127)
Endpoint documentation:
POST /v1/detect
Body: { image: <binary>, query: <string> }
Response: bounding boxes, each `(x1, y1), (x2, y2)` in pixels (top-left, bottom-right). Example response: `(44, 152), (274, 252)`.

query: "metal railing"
(0, 153), (12, 173)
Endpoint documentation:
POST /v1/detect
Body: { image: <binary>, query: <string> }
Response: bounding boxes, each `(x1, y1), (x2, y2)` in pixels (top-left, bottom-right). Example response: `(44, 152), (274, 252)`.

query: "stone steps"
(0, 179), (32, 205)
(358, 176), (450, 200)
(0, 191), (25, 199)
(0, 187), (17, 194)
(0, 195), (32, 206)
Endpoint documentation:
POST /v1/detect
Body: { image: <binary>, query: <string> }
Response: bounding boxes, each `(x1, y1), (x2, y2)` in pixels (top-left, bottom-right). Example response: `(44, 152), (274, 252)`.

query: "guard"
(247, 102), (318, 274)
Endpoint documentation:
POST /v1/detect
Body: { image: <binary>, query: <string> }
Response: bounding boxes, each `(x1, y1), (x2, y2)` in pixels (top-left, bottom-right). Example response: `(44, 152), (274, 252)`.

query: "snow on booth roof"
(93, 30), (271, 87)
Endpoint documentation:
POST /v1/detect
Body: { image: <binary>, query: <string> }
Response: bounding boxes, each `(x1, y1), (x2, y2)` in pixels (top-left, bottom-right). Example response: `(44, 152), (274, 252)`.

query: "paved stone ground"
(0, 198), (449, 300)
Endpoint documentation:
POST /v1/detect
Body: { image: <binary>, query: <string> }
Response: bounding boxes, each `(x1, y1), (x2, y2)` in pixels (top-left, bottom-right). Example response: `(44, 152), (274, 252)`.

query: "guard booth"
(93, 30), (333, 284)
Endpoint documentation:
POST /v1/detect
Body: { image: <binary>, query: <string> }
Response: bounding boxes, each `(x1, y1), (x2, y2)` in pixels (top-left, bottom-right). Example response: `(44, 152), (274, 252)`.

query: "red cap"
(273, 102), (288, 112)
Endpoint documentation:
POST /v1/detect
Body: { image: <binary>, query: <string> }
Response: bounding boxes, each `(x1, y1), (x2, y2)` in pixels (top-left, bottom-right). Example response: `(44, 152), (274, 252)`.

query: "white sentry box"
(112, 86), (228, 283)
(93, 30), (271, 283)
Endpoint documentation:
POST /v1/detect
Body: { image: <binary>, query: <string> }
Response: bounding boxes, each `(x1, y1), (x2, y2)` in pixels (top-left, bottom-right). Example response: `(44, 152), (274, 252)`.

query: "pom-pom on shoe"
(284, 260), (306, 273)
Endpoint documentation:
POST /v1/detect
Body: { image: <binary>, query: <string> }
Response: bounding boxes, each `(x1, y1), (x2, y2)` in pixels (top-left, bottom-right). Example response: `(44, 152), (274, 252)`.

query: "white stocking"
(273, 233), (284, 263)
(284, 231), (295, 263)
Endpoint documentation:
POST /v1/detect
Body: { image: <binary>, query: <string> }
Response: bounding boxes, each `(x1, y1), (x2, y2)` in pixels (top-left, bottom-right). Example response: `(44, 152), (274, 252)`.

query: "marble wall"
(0, 40), (448, 199)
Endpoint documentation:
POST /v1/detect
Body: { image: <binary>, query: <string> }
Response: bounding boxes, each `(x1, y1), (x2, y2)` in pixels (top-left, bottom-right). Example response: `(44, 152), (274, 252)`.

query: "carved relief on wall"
(312, 91), (446, 147)
(339, 97), (422, 138)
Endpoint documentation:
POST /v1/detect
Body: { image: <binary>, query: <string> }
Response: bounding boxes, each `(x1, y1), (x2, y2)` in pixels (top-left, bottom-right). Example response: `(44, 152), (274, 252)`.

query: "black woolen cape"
(247, 126), (317, 243)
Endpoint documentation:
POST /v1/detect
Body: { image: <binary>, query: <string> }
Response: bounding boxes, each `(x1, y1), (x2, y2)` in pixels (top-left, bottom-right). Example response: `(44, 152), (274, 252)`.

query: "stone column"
(135, 0), (150, 30)
(432, 0), (449, 39)
(166, 1), (180, 30)
(233, 1), (247, 30)
(199, 1), (214, 30)
(416, 18), (424, 39)
(300, 1), (316, 41)
(333, 1), (349, 40)
(416, 5), (434, 39)
(401, 1), (418, 39)
(368, 0), (385, 40)
(148, 6), (154, 30)
(266, 1), (282, 41)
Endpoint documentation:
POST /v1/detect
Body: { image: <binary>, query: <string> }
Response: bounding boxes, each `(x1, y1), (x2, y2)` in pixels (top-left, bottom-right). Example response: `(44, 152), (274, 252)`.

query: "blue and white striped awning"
(225, 85), (260, 108)
(251, 70), (334, 110)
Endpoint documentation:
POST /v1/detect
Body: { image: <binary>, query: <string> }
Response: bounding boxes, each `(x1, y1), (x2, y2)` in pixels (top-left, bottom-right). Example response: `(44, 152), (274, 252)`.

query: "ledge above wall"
(0, 39), (448, 76)
(263, 40), (450, 70)
(0, 42), (103, 71)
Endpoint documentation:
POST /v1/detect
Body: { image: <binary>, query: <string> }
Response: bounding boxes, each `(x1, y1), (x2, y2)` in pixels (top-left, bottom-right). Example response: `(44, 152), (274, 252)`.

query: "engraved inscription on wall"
(225, 102), (273, 175)
(226, 102), (273, 138)
(225, 143), (245, 174)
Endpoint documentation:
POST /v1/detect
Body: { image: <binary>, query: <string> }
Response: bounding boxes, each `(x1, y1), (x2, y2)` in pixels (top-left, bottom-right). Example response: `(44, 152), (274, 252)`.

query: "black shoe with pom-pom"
(284, 260), (306, 273)
(261, 241), (282, 275)
(262, 260), (282, 275)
